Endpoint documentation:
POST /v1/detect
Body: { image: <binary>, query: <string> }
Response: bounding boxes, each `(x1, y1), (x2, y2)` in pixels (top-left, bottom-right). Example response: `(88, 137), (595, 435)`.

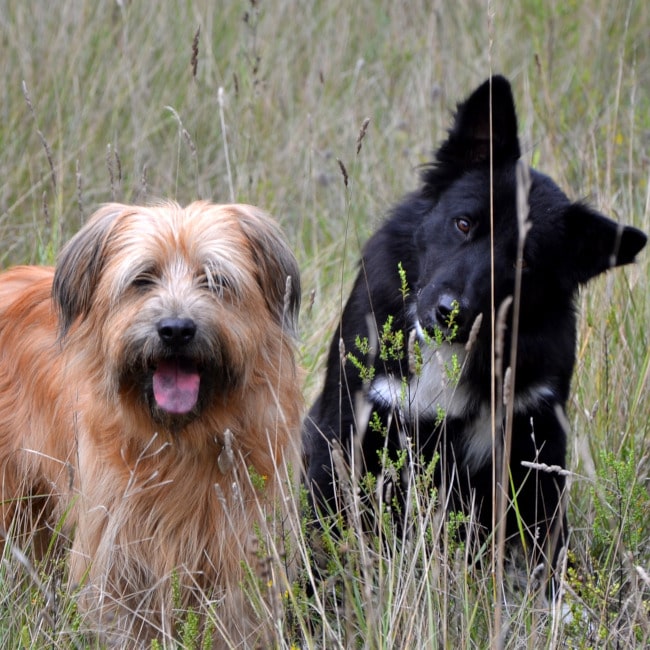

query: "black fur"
(304, 76), (647, 572)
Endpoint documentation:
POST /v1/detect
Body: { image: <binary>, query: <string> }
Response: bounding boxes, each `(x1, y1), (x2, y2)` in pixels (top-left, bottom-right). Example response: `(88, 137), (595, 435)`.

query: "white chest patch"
(461, 403), (495, 472)
(368, 324), (559, 474)
(369, 340), (471, 421)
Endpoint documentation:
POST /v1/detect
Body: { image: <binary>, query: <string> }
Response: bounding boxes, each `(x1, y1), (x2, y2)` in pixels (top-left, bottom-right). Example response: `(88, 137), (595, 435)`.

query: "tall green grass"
(1, 1), (648, 647)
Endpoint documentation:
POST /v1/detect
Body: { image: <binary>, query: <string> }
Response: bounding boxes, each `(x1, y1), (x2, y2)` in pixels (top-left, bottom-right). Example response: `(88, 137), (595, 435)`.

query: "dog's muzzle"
(417, 289), (471, 342)
(152, 318), (201, 415)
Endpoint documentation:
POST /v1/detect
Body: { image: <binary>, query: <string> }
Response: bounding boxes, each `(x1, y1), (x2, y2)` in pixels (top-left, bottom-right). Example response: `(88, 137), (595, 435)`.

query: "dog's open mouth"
(152, 358), (201, 414)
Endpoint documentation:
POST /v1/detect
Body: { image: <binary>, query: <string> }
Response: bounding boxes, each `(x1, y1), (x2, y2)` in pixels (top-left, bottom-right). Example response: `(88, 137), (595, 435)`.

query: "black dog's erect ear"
(564, 203), (647, 284)
(441, 75), (521, 165)
(423, 75), (520, 195)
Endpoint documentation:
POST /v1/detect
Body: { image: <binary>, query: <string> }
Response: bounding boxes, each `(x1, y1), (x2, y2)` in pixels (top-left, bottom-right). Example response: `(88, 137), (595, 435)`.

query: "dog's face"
(53, 201), (300, 429)
(413, 76), (647, 344)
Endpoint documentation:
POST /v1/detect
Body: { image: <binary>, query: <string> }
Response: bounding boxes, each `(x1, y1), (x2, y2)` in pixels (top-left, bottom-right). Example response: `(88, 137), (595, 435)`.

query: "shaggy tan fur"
(0, 201), (302, 647)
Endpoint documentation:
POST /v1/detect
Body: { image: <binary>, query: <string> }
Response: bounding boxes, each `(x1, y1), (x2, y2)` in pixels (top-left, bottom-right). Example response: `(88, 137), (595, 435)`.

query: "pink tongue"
(153, 360), (200, 414)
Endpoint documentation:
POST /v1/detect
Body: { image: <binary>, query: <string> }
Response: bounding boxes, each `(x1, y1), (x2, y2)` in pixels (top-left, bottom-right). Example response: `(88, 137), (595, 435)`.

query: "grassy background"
(1, 0), (649, 647)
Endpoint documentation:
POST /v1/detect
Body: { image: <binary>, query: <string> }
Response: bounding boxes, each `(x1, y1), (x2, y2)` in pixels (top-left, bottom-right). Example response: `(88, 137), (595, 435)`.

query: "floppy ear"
(236, 207), (301, 337)
(53, 204), (126, 337)
(564, 203), (647, 283)
(423, 75), (521, 194)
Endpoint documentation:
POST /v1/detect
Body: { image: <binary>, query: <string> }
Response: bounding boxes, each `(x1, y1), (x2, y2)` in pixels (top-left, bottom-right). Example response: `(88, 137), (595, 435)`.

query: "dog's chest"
(368, 342), (558, 473)
(369, 342), (472, 421)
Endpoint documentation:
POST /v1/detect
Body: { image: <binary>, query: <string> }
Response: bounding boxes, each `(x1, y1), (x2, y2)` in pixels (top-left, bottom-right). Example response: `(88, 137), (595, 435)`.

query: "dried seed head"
(356, 117), (370, 155)
(495, 296), (513, 378)
(465, 313), (483, 352)
(503, 366), (512, 406)
(191, 26), (200, 79)
(218, 428), (235, 474)
(407, 328), (417, 375)
(337, 158), (349, 188)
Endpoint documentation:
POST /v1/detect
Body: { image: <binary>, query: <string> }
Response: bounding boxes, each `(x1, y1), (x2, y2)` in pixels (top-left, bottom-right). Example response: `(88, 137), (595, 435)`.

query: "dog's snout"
(435, 292), (460, 328)
(157, 318), (197, 346)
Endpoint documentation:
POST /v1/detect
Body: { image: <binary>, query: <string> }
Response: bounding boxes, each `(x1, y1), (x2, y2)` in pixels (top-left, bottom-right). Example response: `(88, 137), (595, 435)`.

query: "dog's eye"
(197, 275), (213, 291)
(454, 217), (471, 235)
(200, 270), (232, 296)
(132, 274), (156, 290)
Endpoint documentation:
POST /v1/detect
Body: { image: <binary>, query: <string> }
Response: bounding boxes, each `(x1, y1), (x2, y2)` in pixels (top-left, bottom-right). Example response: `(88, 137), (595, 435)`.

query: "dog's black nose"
(157, 318), (197, 346)
(435, 293), (460, 329)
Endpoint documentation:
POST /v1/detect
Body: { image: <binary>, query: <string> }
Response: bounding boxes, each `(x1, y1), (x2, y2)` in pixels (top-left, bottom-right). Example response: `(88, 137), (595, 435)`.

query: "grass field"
(1, 0), (649, 647)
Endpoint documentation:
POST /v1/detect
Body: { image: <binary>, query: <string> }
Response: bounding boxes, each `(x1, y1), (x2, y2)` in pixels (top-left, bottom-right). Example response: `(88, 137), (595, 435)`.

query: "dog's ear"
(53, 204), (125, 337)
(423, 76), (521, 194)
(236, 208), (301, 337)
(564, 203), (647, 283)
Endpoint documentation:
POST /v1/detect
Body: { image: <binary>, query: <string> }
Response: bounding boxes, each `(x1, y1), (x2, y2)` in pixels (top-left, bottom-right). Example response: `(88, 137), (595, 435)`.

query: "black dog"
(304, 76), (646, 573)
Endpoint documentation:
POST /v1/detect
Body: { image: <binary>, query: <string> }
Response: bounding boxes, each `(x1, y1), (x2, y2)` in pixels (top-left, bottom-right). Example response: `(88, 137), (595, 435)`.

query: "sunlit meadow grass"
(1, 1), (648, 647)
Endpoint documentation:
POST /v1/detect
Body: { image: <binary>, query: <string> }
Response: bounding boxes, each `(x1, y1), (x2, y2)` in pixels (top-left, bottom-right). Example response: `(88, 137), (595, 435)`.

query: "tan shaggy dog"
(0, 201), (303, 647)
